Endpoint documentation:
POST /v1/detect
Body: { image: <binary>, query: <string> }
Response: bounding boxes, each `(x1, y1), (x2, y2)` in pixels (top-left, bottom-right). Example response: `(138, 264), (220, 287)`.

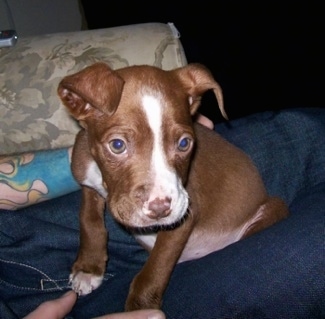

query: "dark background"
(81, 1), (323, 123)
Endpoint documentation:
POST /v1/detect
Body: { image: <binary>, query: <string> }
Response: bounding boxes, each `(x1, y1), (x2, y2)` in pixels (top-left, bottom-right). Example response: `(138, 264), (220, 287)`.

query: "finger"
(195, 113), (214, 129)
(93, 309), (166, 319)
(24, 290), (77, 319)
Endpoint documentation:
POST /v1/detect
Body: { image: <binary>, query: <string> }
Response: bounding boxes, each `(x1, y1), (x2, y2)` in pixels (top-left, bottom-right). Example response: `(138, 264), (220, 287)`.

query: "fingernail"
(147, 310), (166, 319)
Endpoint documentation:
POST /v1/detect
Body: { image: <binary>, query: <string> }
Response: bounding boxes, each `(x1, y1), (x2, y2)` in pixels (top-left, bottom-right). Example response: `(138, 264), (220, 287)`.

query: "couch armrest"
(0, 22), (187, 155)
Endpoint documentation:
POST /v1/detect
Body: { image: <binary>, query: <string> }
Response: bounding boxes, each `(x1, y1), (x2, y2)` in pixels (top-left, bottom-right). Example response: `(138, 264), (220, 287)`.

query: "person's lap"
(0, 191), (147, 317)
(216, 107), (325, 204)
(161, 182), (325, 319)
(1, 107), (324, 318)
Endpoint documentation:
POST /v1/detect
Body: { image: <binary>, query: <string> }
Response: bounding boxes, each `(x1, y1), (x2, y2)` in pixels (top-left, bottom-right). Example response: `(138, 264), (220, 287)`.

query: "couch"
(0, 22), (186, 155)
(0, 19), (324, 319)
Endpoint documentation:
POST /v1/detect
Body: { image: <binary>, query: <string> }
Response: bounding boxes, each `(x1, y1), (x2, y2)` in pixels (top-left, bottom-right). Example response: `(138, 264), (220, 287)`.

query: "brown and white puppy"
(57, 62), (289, 311)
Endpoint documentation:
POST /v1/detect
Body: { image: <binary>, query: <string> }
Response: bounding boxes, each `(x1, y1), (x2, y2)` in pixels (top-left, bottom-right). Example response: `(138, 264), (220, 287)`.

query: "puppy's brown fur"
(58, 62), (289, 310)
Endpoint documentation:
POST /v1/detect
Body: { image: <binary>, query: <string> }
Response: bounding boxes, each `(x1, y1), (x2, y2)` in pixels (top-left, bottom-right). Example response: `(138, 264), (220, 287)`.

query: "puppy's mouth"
(131, 208), (191, 234)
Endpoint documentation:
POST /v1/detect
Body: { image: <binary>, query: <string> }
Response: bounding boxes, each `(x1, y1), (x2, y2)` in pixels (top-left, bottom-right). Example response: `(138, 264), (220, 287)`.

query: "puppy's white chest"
(135, 233), (157, 251)
(135, 228), (245, 264)
(82, 161), (107, 198)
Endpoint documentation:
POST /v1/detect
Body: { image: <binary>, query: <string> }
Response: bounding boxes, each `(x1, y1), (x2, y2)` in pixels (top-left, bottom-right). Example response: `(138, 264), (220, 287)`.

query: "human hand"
(24, 290), (165, 319)
(23, 290), (77, 319)
(93, 309), (165, 319)
(196, 113), (214, 129)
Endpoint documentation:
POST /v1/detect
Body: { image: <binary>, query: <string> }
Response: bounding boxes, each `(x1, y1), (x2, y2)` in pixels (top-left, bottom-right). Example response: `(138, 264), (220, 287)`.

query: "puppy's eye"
(109, 139), (126, 154)
(178, 137), (192, 152)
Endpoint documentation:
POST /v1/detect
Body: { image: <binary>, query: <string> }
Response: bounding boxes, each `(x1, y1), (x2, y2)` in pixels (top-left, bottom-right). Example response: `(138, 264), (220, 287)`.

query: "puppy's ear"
(57, 62), (124, 120)
(176, 63), (228, 120)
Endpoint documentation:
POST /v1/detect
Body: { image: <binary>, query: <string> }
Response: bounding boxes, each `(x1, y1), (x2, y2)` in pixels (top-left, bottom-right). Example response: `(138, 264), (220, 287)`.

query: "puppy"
(57, 62), (289, 310)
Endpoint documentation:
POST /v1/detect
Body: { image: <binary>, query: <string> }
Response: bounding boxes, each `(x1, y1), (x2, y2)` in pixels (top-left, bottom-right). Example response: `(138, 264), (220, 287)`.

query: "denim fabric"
(215, 107), (325, 205)
(0, 107), (324, 318)
(0, 191), (148, 318)
(161, 182), (325, 319)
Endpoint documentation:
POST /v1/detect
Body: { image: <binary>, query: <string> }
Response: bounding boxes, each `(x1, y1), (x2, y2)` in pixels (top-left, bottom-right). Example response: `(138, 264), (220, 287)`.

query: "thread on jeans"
(0, 258), (63, 291)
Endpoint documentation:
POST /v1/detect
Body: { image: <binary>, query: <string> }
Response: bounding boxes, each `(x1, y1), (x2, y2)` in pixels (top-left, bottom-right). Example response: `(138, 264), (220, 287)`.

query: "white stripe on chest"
(82, 161), (107, 198)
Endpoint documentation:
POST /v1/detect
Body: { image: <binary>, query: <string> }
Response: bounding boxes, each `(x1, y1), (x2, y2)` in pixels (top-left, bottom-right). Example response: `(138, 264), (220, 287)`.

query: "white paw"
(69, 271), (103, 296)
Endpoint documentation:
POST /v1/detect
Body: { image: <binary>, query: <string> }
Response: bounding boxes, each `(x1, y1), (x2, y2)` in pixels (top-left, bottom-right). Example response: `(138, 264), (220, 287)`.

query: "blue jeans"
(1, 108), (324, 319)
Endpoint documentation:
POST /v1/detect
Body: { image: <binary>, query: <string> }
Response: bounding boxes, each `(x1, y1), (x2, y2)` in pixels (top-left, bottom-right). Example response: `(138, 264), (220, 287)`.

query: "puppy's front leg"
(70, 186), (107, 296)
(125, 214), (195, 311)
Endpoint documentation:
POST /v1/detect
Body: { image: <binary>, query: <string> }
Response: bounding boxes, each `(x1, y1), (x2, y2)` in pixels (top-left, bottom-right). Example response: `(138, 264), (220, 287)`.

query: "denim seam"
(0, 258), (116, 292)
(0, 278), (66, 292)
(0, 258), (65, 291)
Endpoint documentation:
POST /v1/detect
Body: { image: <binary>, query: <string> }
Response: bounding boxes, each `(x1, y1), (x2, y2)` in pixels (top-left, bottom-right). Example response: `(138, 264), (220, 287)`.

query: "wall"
(0, 0), (87, 37)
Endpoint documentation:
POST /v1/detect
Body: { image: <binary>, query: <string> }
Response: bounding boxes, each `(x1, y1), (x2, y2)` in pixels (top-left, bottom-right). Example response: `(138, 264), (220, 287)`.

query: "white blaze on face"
(141, 94), (189, 224)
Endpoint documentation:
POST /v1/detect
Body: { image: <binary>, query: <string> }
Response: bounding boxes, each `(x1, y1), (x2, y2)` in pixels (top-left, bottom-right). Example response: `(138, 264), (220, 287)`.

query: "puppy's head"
(58, 62), (225, 228)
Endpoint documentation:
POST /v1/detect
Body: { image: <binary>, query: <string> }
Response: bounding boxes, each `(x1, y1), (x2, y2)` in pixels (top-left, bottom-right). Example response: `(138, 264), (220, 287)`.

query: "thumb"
(54, 291), (77, 315)
(24, 290), (77, 319)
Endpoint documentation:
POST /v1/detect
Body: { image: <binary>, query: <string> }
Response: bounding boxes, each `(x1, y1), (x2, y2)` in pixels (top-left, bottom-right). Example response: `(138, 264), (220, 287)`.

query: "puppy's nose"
(147, 197), (171, 220)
